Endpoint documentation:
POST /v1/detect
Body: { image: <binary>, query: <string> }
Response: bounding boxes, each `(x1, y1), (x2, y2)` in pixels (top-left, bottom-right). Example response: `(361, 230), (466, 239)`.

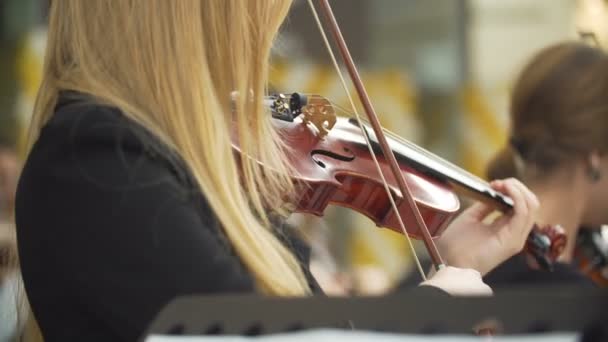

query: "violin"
(574, 226), (608, 286)
(237, 0), (566, 279)
(256, 92), (566, 271)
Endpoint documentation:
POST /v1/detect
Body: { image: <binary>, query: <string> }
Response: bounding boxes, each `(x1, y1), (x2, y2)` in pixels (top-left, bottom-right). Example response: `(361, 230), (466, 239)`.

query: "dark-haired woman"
(484, 42), (608, 287)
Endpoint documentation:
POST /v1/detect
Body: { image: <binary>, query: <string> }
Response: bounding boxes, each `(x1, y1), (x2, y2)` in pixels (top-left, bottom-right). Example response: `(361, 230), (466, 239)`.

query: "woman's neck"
(527, 177), (587, 262)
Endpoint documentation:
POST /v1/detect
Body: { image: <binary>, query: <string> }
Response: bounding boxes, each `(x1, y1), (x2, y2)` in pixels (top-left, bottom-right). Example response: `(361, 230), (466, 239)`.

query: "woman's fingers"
(507, 179), (538, 233)
(463, 202), (495, 221)
(514, 178), (540, 210)
(491, 178), (529, 221)
(489, 178), (538, 249)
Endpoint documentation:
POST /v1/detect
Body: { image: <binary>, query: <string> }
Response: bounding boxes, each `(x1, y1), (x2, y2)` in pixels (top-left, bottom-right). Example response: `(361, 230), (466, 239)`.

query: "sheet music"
(146, 329), (578, 342)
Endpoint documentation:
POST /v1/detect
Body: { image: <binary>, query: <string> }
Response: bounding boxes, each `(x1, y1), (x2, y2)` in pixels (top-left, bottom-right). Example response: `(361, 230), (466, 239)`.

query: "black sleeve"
(484, 254), (596, 288)
(274, 223), (322, 292)
(16, 105), (255, 341)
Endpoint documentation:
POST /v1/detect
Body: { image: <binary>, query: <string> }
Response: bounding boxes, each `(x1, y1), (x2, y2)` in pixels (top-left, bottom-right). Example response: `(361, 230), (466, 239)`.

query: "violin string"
(306, 0), (427, 281)
(328, 100), (498, 200)
(379, 126), (493, 188)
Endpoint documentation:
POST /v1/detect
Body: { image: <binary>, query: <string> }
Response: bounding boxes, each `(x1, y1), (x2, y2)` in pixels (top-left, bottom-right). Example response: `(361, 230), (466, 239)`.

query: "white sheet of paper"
(146, 329), (578, 342)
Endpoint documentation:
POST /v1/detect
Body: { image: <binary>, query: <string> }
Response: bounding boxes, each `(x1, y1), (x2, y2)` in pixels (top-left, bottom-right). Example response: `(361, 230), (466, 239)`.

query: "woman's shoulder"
(48, 93), (124, 128)
(16, 94), (249, 288)
(26, 94), (193, 189)
(16, 96), (257, 341)
(16, 94), (207, 237)
(41, 95), (166, 160)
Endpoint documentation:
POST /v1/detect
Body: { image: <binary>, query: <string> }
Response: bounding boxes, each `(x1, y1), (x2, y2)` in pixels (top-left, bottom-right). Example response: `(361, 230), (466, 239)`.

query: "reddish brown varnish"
(274, 116), (458, 239)
(233, 114), (566, 269)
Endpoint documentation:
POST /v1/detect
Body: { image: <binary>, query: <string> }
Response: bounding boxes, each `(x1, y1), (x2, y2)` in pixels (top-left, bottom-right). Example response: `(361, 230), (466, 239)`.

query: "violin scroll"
(525, 224), (566, 271)
(574, 227), (608, 286)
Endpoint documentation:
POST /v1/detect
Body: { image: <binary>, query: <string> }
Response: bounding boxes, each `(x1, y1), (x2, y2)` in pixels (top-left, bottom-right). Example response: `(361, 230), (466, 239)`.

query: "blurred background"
(0, 0), (607, 306)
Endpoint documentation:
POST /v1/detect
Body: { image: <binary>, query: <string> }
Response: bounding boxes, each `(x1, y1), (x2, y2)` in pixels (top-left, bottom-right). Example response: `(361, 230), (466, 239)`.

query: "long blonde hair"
(27, 0), (309, 296)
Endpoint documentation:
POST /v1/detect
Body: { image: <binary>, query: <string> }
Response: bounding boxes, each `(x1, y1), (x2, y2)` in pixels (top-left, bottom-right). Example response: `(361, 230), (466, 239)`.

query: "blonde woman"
(15, 1), (539, 341)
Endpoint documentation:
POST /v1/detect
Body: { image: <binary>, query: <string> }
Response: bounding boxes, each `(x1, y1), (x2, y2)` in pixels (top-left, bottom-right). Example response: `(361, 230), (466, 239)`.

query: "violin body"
(277, 115), (459, 239)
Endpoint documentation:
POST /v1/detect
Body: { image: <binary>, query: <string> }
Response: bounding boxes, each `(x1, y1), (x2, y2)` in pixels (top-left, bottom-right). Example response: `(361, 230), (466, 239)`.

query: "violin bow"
(307, 0), (445, 276)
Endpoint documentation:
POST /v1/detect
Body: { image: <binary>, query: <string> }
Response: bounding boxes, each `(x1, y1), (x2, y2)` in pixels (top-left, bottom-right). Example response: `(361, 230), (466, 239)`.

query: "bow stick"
(310, 0), (446, 273)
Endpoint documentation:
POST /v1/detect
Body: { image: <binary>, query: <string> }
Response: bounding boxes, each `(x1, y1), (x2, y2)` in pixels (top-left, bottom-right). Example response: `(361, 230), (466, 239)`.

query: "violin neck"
(351, 118), (514, 212)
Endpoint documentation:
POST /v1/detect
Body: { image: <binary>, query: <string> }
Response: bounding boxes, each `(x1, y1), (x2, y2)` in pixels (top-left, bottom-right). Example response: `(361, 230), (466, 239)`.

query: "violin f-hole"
(311, 147), (355, 168)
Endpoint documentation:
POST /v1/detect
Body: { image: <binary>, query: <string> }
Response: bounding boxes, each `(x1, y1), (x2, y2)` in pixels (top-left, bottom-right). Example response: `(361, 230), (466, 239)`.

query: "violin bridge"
(301, 95), (337, 138)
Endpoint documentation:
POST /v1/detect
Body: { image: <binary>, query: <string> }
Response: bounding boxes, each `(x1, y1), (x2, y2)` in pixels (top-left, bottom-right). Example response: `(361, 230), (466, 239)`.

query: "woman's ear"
(586, 152), (602, 183)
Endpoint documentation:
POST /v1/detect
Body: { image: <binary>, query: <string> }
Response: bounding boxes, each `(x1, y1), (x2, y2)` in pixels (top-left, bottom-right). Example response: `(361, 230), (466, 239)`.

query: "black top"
(16, 95), (441, 342)
(400, 253), (596, 289)
(484, 254), (596, 288)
